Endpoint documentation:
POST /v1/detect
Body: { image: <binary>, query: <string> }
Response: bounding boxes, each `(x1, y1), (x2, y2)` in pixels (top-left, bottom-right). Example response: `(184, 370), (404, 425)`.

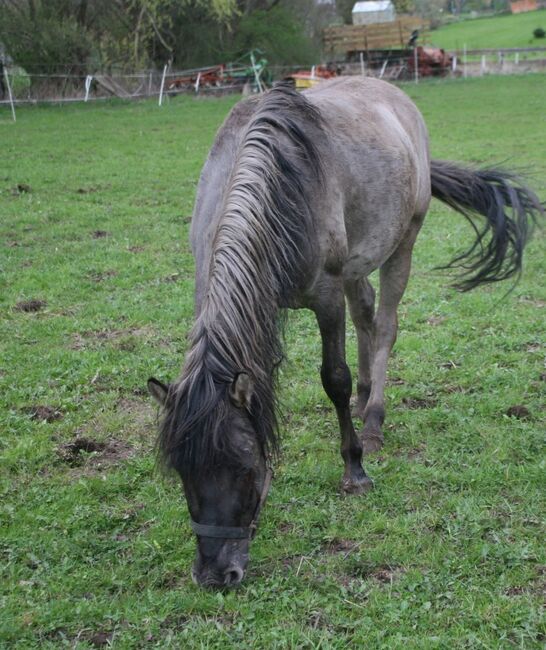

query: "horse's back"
(304, 76), (430, 214)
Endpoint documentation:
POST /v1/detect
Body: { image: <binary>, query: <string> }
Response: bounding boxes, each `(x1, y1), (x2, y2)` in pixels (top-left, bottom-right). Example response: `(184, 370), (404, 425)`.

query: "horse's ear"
(229, 373), (253, 409)
(147, 377), (169, 406)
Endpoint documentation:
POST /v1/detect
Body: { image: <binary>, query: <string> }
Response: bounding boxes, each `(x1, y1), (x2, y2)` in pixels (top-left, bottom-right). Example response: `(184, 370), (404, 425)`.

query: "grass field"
(1, 75), (545, 648)
(431, 10), (546, 50)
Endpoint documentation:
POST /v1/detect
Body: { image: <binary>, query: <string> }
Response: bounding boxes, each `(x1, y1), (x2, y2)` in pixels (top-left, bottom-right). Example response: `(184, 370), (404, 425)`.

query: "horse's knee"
(321, 361), (352, 406)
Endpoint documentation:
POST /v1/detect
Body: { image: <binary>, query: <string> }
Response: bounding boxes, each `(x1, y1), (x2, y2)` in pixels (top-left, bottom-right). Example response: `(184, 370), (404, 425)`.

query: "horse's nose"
(223, 565), (244, 586)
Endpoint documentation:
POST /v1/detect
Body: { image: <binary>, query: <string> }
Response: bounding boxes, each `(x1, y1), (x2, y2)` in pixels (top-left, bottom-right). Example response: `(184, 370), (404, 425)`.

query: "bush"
(533, 27), (545, 38)
(232, 7), (318, 66)
(8, 67), (31, 99)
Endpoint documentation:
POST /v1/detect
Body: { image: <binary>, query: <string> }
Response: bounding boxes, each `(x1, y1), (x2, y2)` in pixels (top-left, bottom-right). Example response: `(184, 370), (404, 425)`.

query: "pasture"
(1, 74), (545, 648)
(431, 10), (546, 50)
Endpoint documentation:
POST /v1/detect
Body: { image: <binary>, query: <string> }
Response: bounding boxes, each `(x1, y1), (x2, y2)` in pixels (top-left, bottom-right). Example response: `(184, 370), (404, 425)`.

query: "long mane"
(158, 83), (325, 473)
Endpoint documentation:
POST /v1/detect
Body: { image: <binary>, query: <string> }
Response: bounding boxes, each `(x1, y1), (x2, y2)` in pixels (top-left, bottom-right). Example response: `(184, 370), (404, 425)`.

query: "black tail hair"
(430, 159), (543, 291)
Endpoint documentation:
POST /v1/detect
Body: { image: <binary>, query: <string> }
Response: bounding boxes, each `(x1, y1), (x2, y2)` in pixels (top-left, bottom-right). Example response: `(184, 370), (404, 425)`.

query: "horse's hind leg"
(361, 216), (423, 454)
(313, 286), (373, 494)
(344, 277), (375, 421)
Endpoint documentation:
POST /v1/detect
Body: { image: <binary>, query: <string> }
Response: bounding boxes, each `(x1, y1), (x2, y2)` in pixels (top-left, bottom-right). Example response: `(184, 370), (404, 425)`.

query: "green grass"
(1, 75), (545, 648)
(431, 10), (546, 50)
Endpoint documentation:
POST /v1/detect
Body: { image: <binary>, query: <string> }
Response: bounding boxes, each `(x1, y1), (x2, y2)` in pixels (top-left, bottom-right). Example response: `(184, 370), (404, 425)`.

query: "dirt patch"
(505, 586), (526, 596)
(128, 245), (145, 253)
(506, 405), (531, 420)
(77, 186), (99, 194)
(88, 270), (118, 282)
(87, 631), (113, 648)
(160, 615), (190, 632)
(407, 445), (426, 461)
(57, 437), (106, 465)
(427, 315), (446, 326)
(308, 610), (329, 630)
(57, 436), (133, 469)
(323, 538), (360, 556)
(442, 384), (467, 394)
(70, 326), (154, 351)
(163, 273), (181, 283)
(387, 376), (406, 386)
(401, 396), (437, 409)
(92, 230), (109, 239)
(14, 299), (47, 313)
(351, 563), (404, 584)
(518, 297), (546, 308)
(24, 405), (63, 423)
(506, 567), (546, 599)
(14, 183), (32, 194)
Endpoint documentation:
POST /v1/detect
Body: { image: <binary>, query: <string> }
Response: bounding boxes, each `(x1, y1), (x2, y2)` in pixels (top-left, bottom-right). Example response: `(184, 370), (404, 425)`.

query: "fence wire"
(1, 50), (545, 110)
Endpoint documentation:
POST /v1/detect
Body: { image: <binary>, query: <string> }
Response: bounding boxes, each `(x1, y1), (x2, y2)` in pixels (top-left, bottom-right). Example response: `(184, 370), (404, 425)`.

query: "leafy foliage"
(232, 6), (318, 65)
(0, 0), (318, 72)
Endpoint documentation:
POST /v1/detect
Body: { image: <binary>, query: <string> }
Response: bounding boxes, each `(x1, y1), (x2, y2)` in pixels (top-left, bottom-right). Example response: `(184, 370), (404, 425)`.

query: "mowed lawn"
(431, 9), (546, 50)
(1, 75), (545, 648)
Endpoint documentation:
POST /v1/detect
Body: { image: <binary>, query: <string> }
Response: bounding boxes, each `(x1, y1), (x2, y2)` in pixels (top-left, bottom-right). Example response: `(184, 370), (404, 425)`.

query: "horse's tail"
(430, 159), (543, 291)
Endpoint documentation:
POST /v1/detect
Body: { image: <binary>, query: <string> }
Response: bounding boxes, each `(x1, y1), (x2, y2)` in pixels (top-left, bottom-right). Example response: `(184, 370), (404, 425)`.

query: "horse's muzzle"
(192, 562), (245, 588)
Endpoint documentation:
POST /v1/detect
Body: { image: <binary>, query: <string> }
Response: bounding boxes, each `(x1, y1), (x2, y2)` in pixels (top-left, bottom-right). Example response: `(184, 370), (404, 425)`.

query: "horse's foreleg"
(344, 277), (376, 421)
(314, 290), (373, 494)
(361, 216), (423, 454)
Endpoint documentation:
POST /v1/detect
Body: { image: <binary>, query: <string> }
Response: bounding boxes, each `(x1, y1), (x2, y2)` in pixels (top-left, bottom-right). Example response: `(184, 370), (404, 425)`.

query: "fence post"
(3, 67), (16, 122)
(452, 55), (457, 75)
(84, 75), (93, 102)
(148, 71), (153, 96)
(194, 72), (201, 94)
(414, 47), (418, 83)
(515, 52), (519, 66)
(359, 51), (365, 76)
(463, 44), (467, 78)
(481, 55), (486, 76)
(158, 64), (168, 106)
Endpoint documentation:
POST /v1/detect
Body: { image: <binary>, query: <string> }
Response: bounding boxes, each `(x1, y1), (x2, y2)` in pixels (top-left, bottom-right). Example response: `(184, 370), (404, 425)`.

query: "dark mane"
(158, 83), (325, 473)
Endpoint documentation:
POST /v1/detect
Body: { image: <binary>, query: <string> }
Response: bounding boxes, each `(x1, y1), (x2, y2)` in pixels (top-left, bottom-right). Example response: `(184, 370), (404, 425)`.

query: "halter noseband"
(189, 467), (273, 540)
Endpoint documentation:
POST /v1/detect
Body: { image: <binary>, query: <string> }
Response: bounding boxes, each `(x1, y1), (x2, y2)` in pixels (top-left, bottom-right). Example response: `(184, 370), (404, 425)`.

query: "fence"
(2, 46), (546, 119)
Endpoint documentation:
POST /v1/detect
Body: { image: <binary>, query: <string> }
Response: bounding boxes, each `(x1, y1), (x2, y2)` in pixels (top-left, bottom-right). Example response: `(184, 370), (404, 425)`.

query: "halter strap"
(190, 466), (273, 540)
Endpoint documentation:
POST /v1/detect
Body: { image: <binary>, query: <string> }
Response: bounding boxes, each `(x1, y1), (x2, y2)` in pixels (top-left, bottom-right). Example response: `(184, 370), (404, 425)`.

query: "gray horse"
(148, 77), (542, 588)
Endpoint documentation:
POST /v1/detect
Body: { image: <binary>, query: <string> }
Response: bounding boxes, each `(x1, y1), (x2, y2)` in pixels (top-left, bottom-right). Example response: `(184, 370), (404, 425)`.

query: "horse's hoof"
(341, 475), (374, 495)
(361, 434), (384, 455)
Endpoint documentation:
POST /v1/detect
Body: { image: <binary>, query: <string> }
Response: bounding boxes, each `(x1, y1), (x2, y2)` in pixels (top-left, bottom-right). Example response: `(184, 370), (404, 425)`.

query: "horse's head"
(148, 374), (271, 588)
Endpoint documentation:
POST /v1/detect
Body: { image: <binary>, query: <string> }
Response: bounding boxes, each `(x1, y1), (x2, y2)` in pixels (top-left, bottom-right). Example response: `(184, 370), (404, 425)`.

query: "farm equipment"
(167, 50), (270, 95)
(323, 19), (452, 80)
(347, 44), (452, 79)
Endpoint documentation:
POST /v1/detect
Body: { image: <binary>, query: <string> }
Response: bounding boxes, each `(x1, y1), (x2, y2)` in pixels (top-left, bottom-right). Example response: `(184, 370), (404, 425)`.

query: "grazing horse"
(148, 77), (542, 588)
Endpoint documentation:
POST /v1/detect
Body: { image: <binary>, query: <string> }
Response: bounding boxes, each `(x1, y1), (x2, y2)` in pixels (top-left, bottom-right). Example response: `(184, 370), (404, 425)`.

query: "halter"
(189, 466), (273, 540)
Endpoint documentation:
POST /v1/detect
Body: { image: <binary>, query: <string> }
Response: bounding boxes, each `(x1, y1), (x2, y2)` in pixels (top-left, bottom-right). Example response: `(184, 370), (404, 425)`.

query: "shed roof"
(352, 1), (393, 12)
